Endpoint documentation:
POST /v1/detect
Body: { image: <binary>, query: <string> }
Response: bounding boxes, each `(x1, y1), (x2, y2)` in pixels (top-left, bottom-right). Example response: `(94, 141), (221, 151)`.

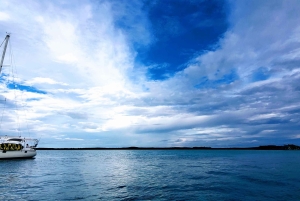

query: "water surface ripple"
(0, 150), (299, 200)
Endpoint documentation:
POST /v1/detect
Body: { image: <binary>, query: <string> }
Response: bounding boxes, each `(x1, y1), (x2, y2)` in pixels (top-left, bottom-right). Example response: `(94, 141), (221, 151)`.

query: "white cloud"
(26, 77), (68, 85)
(0, 12), (9, 21)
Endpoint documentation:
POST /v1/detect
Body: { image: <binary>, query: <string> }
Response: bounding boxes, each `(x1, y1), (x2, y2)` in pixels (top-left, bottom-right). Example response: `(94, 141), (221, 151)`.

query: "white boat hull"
(0, 149), (36, 159)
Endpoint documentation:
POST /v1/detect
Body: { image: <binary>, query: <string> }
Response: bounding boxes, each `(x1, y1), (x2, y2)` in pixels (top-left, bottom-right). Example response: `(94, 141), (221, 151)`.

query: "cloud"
(0, 12), (9, 21)
(25, 77), (68, 86)
(34, 2), (139, 112)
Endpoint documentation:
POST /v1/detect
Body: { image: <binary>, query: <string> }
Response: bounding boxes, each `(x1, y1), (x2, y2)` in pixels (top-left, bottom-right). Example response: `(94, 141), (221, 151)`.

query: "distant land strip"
(36, 144), (300, 150)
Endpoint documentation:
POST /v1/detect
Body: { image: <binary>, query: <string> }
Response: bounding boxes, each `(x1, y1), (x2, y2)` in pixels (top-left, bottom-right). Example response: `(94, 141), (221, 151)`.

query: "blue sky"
(0, 0), (300, 148)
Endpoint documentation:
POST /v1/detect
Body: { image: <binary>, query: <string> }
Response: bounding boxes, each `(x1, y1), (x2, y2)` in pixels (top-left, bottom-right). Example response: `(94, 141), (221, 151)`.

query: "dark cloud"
(65, 112), (88, 120)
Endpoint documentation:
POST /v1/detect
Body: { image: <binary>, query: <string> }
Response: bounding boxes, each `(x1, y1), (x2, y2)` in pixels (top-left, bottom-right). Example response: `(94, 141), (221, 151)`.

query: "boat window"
(7, 139), (23, 142)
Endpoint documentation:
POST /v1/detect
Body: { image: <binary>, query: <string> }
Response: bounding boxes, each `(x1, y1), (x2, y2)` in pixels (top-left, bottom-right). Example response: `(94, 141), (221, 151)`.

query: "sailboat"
(0, 34), (39, 159)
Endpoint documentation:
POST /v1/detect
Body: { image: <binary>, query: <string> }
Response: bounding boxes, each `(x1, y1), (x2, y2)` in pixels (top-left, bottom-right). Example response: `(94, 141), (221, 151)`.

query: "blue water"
(0, 150), (300, 200)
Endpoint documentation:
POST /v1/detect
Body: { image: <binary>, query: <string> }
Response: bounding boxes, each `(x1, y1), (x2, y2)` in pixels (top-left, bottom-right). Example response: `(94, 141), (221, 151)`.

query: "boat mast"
(0, 34), (10, 74)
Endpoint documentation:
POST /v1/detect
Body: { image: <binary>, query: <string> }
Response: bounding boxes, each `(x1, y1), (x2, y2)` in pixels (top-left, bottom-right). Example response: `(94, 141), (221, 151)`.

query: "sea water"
(0, 150), (299, 201)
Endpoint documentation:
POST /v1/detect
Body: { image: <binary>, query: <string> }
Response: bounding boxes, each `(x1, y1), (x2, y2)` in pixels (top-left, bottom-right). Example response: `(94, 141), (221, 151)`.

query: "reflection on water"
(0, 150), (300, 200)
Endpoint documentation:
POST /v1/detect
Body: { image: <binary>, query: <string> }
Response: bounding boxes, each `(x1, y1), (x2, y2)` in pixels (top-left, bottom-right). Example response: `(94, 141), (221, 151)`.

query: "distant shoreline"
(36, 144), (300, 150)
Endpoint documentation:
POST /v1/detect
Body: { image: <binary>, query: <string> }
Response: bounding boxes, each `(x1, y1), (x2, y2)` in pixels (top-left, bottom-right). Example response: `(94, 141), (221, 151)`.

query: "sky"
(0, 0), (300, 148)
